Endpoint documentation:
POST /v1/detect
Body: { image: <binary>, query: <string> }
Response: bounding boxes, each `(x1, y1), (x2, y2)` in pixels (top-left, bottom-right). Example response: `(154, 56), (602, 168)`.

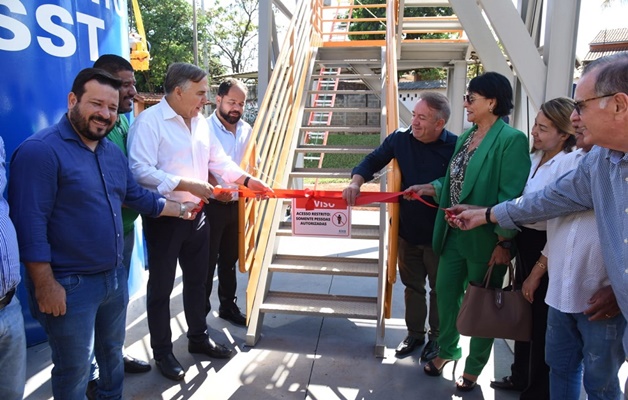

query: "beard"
(219, 107), (242, 125)
(68, 104), (116, 142)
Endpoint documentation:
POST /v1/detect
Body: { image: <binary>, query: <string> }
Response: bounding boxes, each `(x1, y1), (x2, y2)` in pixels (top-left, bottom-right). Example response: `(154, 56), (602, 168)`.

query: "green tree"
(347, 0), (453, 79)
(348, 0), (454, 41)
(202, 0), (259, 74)
(128, 0), (224, 92)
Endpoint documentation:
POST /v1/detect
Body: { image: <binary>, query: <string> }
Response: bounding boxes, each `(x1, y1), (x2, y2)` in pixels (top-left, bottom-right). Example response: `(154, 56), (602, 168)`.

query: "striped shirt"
(494, 145), (628, 352)
(0, 136), (20, 297)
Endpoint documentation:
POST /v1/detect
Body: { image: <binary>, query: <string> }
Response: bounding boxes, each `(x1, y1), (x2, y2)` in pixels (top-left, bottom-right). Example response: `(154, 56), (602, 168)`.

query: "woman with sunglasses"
(404, 71), (530, 392)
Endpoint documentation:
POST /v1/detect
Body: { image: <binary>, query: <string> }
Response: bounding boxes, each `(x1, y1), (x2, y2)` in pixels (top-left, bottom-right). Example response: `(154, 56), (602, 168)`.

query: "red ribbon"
(215, 187), (444, 211)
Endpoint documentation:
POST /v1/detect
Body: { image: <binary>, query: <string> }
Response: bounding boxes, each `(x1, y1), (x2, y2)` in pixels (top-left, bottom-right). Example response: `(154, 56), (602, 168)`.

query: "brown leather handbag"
(456, 264), (532, 341)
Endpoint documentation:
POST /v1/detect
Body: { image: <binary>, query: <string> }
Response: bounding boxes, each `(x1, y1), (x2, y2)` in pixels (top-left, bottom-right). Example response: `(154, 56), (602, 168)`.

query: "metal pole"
(201, 0), (208, 72)
(193, 0), (199, 66)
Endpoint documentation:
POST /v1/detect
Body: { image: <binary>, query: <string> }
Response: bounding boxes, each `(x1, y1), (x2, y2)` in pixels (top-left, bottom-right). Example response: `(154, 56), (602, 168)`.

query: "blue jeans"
(27, 266), (128, 400)
(90, 228), (136, 382)
(546, 306), (626, 400)
(0, 296), (26, 400)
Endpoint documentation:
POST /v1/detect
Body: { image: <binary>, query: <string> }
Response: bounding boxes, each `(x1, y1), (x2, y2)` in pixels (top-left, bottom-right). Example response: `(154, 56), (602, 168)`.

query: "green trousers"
(436, 229), (507, 376)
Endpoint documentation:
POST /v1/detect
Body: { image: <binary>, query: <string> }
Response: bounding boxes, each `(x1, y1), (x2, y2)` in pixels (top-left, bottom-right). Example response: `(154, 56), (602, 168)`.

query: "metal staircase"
(244, 0), (470, 356)
(246, 44), (390, 356)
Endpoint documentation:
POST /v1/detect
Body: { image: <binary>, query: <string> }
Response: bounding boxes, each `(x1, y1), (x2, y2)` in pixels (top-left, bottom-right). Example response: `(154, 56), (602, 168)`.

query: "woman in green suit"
(404, 72), (531, 391)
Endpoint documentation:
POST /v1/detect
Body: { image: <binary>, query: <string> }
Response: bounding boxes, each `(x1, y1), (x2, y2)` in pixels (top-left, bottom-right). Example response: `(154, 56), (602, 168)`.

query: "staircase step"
(311, 74), (379, 79)
(307, 90), (379, 95)
(261, 291), (378, 319)
(270, 254), (379, 277)
(289, 169), (351, 179)
(278, 221), (379, 239)
(300, 126), (381, 133)
(296, 145), (376, 154)
(303, 107), (381, 113)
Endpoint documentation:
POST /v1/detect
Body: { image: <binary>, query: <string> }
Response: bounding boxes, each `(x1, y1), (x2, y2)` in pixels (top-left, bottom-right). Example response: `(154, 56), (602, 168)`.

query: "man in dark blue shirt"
(343, 92), (457, 361)
(8, 68), (198, 400)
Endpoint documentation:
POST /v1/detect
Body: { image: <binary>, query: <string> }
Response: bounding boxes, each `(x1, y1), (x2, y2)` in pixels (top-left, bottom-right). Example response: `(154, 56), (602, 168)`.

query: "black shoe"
(188, 338), (233, 359)
(395, 335), (424, 357)
(490, 375), (525, 391)
(420, 340), (440, 362)
(123, 354), (152, 373)
(154, 353), (185, 381)
(86, 379), (98, 400)
(219, 307), (247, 326)
(424, 358), (458, 378)
(456, 376), (477, 392)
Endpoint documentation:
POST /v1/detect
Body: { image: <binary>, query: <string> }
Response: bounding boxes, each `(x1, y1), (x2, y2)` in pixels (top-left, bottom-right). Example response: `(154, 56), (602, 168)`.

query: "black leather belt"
(208, 198), (238, 206)
(0, 288), (16, 311)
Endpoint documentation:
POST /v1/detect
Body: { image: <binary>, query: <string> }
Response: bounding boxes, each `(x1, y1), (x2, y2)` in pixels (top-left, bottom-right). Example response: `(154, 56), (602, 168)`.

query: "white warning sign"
(291, 197), (351, 237)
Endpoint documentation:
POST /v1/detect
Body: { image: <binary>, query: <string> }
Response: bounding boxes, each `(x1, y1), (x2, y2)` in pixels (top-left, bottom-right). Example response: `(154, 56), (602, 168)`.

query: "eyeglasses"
(463, 94), (484, 104)
(574, 93), (618, 115)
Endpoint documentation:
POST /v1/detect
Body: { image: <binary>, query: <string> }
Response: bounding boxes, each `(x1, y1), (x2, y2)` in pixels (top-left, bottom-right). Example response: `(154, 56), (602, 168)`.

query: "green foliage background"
(128, 0), (228, 93)
(347, 0), (454, 80)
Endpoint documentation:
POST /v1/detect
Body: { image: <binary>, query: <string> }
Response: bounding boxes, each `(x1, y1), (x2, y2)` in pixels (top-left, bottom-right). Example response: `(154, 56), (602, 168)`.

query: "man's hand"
(25, 262), (67, 317)
(402, 184), (435, 200)
(181, 201), (200, 220)
(342, 182), (361, 206)
(213, 185), (235, 203)
(452, 207), (488, 230)
(246, 177), (274, 199)
(35, 280), (67, 316)
(584, 285), (622, 321)
(177, 178), (214, 203)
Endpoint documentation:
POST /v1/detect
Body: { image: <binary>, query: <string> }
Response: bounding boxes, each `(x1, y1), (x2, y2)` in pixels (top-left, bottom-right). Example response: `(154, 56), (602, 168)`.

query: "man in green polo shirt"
(93, 55), (151, 377)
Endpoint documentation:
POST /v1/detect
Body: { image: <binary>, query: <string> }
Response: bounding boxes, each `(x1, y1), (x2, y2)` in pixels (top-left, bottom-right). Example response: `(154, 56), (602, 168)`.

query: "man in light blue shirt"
(0, 135), (26, 400)
(450, 53), (628, 398)
(205, 79), (254, 326)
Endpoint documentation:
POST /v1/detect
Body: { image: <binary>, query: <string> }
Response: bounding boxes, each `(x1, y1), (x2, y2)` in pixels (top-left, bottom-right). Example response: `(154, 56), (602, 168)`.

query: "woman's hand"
(522, 275), (541, 303)
(488, 245), (512, 266)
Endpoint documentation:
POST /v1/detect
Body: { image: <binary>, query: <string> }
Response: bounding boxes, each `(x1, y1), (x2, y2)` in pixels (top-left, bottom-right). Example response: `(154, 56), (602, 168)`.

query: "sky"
(575, 0), (628, 58)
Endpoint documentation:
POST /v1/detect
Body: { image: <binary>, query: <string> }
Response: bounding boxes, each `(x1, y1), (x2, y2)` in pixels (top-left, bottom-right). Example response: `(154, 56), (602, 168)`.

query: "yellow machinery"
(130, 0), (150, 71)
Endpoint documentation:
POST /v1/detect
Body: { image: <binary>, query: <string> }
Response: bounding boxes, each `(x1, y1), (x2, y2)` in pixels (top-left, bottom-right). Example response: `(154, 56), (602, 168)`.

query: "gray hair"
(583, 52), (628, 97)
(164, 62), (207, 94)
(418, 92), (451, 123)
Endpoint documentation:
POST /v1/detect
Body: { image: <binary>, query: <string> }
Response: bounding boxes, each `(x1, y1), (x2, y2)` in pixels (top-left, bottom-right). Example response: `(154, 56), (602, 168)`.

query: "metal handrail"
(240, 0), (322, 319)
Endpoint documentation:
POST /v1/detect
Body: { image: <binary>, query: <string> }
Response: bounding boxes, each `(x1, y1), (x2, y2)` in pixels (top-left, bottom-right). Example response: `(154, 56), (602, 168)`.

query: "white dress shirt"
(542, 149), (610, 313)
(128, 97), (244, 203)
(521, 150), (570, 230)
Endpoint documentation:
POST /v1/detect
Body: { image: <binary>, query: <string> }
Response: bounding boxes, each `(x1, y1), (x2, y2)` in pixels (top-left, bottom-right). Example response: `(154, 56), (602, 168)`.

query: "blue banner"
(0, 0), (129, 346)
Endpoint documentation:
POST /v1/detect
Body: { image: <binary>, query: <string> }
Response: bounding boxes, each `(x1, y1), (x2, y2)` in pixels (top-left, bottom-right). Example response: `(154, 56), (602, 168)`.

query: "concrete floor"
(22, 211), (626, 399)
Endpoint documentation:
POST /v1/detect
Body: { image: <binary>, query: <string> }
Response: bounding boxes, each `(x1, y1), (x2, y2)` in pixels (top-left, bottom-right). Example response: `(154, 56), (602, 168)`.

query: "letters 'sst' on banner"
(0, 0), (130, 163)
(0, 0), (130, 346)
(292, 198), (351, 237)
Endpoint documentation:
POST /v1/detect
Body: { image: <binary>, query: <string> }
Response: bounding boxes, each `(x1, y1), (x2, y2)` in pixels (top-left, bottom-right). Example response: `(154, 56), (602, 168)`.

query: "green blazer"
(432, 118), (530, 260)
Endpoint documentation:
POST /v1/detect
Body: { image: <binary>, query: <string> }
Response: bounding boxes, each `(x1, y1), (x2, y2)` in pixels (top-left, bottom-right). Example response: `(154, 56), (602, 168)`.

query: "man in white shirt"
(128, 63), (271, 381)
(204, 79), (253, 326)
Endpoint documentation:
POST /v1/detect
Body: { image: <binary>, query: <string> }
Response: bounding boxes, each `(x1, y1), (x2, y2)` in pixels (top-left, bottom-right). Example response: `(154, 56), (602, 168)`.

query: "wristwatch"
(496, 240), (512, 249)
